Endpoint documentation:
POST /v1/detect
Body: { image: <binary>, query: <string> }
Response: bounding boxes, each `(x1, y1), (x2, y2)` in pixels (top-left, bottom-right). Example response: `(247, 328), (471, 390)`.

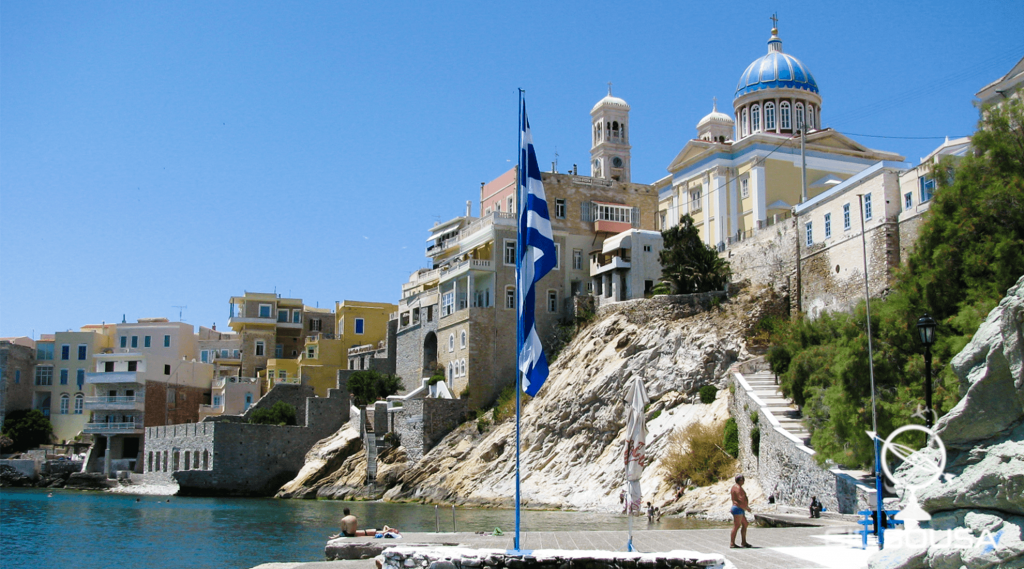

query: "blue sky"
(2, 1), (1022, 338)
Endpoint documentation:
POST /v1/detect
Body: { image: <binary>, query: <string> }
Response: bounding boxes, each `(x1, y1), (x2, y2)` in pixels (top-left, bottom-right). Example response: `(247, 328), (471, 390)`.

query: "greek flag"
(517, 100), (557, 397)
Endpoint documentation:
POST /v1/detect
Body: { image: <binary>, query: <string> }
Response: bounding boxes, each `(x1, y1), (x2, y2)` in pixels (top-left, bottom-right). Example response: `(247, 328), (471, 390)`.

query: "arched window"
(448, 334), (455, 353)
(764, 102), (776, 131)
(807, 105), (815, 129)
(794, 103), (805, 130)
(741, 109), (749, 137)
(184, 451), (190, 470)
(448, 362), (454, 380)
(155, 452), (160, 472)
(780, 102), (791, 130)
(461, 359), (466, 377)
(202, 450), (209, 470)
(193, 450), (199, 469)
(74, 393), (83, 414)
(460, 330), (467, 349)
(148, 452), (153, 472)
(751, 104), (761, 133)
(60, 394), (69, 414)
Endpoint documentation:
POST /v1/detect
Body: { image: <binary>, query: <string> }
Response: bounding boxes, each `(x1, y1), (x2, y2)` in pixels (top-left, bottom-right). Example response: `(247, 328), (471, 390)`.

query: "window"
(35, 366), (53, 386)
(507, 196), (514, 214)
(505, 286), (516, 309)
(764, 102), (776, 130)
(308, 346), (317, 358)
(460, 330), (467, 349)
(60, 394), (69, 415)
(278, 309), (289, 322)
(14, 370), (20, 384)
(255, 341), (265, 356)
(354, 318), (364, 334)
(904, 192), (913, 210)
(268, 370), (275, 379)
(233, 349), (239, 358)
(78, 345), (87, 360)
(447, 362), (454, 382)
(128, 361), (138, 372)
(293, 310), (301, 323)
(219, 349), (227, 358)
(61, 345), (70, 360)
(442, 291), (455, 317)
(143, 335), (150, 348)
(864, 193), (873, 220)
(60, 369), (68, 385)
(843, 204), (851, 230)
(37, 344), (54, 360)
(572, 249), (583, 270)
(275, 344), (283, 358)
(596, 203), (632, 223)
(460, 359), (466, 377)
(448, 334), (455, 353)
(741, 178), (749, 199)
(201, 350), (209, 363)
(554, 243), (561, 270)
(310, 318), (322, 332)
(504, 239), (517, 265)
(690, 189), (702, 212)
(805, 221), (813, 247)
(824, 213), (832, 239)
(259, 304), (272, 318)
(164, 335), (171, 347)
(120, 336), (127, 348)
(76, 369), (84, 388)
(795, 103), (805, 130)
(278, 370), (287, 380)
(164, 364), (171, 375)
(131, 336), (138, 348)
(751, 104), (761, 133)
(555, 198), (566, 219)
(104, 361), (114, 372)
(807, 105), (815, 129)
(74, 394), (83, 414)
(643, 244), (652, 252)
(548, 290), (558, 313)
(919, 176), (935, 203)
(245, 393), (253, 411)
(780, 101), (791, 130)
(741, 108), (749, 136)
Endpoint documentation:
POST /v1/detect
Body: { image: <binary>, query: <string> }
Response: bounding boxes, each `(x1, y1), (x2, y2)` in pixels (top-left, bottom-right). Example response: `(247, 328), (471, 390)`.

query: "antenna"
(172, 305), (187, 321)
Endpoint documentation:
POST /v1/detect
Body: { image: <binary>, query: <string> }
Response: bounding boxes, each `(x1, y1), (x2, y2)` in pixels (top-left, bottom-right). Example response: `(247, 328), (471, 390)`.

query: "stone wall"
(1, 341), (35, 426)
(724, 218), (797, 292)
(144, 380), (209, 427)
(395, 315), (438, 392)
(393, 397), (469, 461)
(144, 386), (349, 496)
(729, 371), (871, 514)
(595, 288), (736, 326)
(376, 546), (726, 569)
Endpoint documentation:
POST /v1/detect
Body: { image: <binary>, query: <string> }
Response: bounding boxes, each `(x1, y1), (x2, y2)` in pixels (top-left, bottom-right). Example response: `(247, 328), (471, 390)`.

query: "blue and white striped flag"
(517, 100), (557, 397)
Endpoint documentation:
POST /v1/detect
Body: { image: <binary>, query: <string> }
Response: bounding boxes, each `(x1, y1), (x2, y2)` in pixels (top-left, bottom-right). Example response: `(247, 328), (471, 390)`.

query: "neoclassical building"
(658, 25), (904, 249)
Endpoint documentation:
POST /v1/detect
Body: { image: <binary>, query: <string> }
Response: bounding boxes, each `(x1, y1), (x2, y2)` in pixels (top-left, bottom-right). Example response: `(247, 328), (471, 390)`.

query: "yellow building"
(659, 25), (902, 246)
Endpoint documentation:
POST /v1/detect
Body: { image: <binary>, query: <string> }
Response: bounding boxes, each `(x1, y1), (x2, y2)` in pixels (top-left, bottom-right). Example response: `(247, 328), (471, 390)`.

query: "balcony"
(591, 256), (631, 275)
(85, 371), (140, 385)
(594, 219), (633, 234)
(84, 396), (144, 412)
(83, 422), (143, 435)
(199, 403), (224, 414)
(228, 316), (276, 330)
(439, 258), (494, 281)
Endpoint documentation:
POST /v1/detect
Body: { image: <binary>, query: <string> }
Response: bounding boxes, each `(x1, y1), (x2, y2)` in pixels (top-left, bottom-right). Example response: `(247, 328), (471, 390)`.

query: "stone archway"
(422, 332), (438, 380)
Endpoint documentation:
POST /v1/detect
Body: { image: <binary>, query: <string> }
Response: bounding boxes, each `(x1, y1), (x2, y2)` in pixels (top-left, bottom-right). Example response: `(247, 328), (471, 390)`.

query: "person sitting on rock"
(329, 507), (378, 538)
(809, 496), (822, 519)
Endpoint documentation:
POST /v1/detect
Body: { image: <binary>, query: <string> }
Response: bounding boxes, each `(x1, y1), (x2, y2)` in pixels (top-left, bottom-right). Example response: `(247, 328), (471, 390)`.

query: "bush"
(699, 385), (718, 404)
(751, 426), (761, 457)
(477, 417), (491, 434)
(249, 401), (298, 426)
(383, 431), (401, 447)
(348, 370), (403, 406)
(1, 409), (54, 452)
(723, 418), (739, 458)
(662, 421), (735, 487)
(750, 411), (759, 425)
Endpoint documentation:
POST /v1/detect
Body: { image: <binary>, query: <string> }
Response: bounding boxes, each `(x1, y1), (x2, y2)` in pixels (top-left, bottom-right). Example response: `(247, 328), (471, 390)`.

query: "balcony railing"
(85, 396), (137, 404)
(85, 371), (140, 384)
(83, 422), (141, 434)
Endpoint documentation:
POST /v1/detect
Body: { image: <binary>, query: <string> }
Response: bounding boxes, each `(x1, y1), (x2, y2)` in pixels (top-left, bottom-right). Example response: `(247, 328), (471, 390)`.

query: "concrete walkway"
(252, 525), (885, 569)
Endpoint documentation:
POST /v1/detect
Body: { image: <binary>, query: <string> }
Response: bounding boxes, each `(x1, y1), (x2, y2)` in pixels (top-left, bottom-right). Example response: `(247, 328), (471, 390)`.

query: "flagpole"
(514, 87), (525, 553)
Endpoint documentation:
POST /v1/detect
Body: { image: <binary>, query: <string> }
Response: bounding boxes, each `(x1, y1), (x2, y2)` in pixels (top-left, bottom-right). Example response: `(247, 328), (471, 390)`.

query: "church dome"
(591, 94), (630, 113)
(735, 28), (818, 98)
(697, 99), (735, 128)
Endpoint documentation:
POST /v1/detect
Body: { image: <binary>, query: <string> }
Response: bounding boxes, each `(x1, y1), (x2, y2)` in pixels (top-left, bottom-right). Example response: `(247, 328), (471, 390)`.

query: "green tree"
(248, 400), (298, 426)
(1, 409), (54, 452)
(658, 214), (732, 294)
(347, 370), (403, 406)
(765, 93), (1024, 468)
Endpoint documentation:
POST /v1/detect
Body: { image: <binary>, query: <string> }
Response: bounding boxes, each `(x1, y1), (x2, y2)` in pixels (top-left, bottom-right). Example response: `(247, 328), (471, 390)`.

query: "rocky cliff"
(280, 286), (781, 515)
(870, 275), (1024, 569)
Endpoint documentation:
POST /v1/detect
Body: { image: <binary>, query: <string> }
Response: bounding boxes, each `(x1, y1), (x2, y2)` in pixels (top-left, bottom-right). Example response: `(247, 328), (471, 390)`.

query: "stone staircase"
(742, 370), (812, 445)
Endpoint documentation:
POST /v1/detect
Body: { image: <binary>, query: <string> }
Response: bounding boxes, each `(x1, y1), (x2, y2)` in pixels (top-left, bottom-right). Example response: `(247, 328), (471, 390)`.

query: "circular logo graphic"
(881, 424), (946, 492)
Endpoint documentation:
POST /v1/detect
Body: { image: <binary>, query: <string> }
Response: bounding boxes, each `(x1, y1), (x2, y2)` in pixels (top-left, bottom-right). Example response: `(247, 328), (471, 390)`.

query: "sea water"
(0, 488), (726, 569)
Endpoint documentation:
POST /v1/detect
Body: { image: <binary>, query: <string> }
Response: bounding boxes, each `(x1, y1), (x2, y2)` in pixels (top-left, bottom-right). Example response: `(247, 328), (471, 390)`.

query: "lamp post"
(917, 314), (938, 429)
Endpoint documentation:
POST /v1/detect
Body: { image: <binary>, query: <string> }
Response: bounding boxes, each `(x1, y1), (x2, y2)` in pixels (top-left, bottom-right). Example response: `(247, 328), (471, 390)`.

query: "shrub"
(249, 401), (297, 426)
(383, 431), (401, 447)
(723, 418), (739, 458)
(699, 385), (718, 404)
(751, 426), (761, 457)
(661, 421), (735, 487)
(477, 417), (491, 434)
(1, 409), (53, 452)
(728, 383), (736, 395)
(750, 411), (759, 425)
(348, 370), (403, 406)
(649, 409), (662, 421)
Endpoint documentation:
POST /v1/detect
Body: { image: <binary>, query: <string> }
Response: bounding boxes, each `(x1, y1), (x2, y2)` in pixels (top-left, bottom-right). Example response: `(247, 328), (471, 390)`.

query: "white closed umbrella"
(623, 377), (649, 551)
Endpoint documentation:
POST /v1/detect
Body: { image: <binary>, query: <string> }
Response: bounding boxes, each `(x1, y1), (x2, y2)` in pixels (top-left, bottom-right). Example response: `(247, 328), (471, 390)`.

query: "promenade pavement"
(252, 525), (885, 569)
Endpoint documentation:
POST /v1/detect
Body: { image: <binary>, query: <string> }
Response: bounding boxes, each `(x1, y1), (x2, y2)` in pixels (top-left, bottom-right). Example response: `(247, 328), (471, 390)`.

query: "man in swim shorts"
(730, 474), (752, 548)
(330, 507), (378, 538)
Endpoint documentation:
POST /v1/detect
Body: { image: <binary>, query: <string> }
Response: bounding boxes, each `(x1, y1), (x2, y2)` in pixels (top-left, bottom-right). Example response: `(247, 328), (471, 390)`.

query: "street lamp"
(917, 313), (938, 428)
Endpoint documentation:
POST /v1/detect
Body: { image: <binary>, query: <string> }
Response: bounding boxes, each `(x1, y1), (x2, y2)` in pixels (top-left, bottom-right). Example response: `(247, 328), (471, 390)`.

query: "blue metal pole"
(875, 436), (884, 549)
(514, 89), (524, 553)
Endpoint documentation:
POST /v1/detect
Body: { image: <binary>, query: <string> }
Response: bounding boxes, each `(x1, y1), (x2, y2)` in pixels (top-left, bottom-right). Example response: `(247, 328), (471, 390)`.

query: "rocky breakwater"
(870, 275), (1024, 569)
(378, 286), (780, 512)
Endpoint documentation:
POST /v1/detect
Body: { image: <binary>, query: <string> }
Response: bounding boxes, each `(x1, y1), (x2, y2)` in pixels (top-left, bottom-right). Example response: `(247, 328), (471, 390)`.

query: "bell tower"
(590, 84), (631, 182)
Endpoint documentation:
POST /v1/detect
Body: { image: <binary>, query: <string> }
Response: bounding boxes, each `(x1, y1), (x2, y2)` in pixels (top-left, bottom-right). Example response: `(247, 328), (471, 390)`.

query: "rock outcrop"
(870, 275), (1024, 569)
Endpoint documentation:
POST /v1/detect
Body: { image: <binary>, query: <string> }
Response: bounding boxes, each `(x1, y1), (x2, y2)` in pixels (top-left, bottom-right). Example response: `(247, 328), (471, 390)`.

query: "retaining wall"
(393, 397), (469, 461)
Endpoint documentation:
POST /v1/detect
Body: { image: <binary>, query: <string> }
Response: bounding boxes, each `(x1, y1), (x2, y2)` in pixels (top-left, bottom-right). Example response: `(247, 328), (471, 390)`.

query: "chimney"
(573, 164), (578, 175)
(466, 200), (472, 218)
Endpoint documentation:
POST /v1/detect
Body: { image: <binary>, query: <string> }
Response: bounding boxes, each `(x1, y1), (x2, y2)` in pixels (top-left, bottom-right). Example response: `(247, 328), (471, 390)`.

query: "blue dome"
(735, 32), (818, 98)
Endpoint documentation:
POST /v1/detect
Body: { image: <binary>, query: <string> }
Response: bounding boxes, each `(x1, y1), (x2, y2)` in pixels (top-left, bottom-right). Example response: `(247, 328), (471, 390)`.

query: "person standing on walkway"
(730, 475), (752, 548)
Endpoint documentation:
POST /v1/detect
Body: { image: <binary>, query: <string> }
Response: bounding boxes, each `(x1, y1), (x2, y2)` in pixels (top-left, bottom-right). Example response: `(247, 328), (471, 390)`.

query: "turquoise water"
(0, 488), (726, 569)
